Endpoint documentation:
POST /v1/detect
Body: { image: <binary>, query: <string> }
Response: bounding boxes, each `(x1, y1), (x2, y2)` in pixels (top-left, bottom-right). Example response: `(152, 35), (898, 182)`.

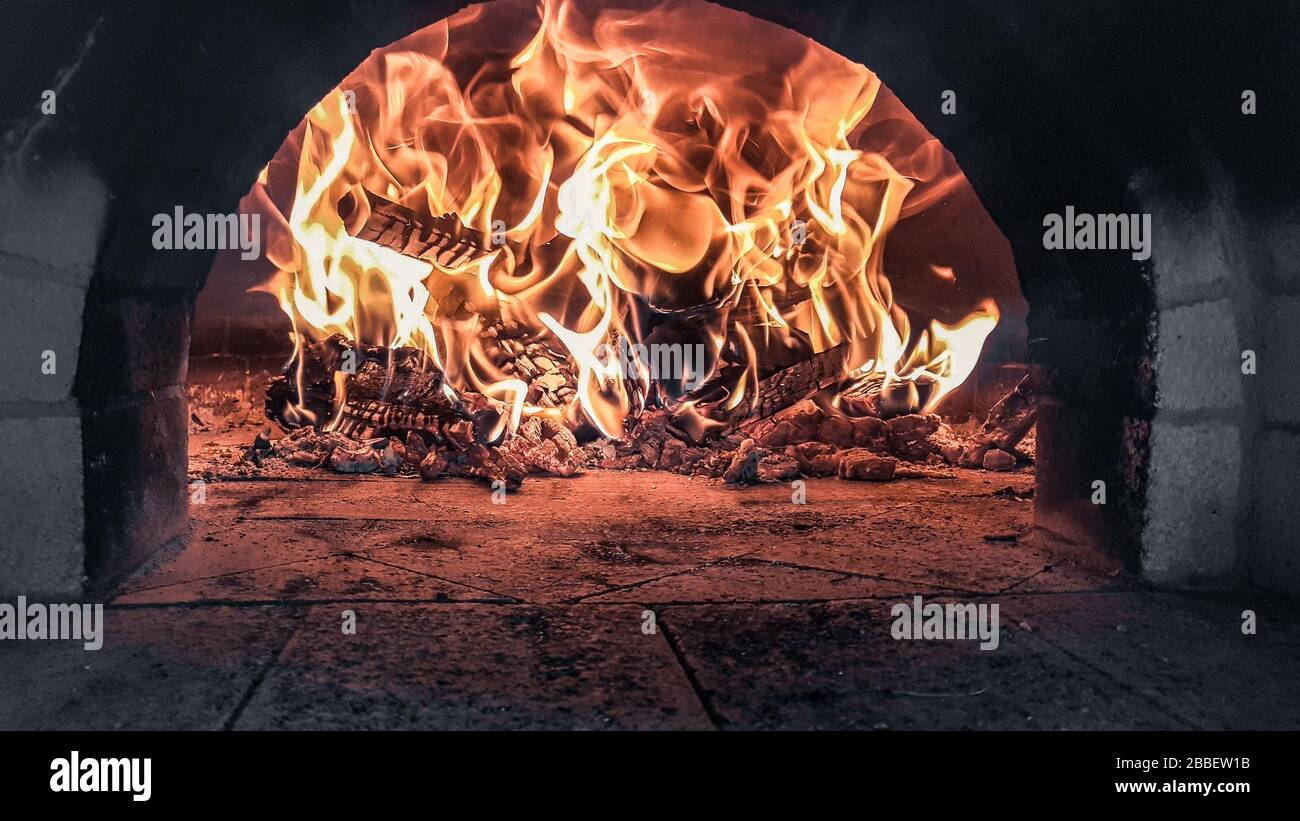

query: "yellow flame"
(253, 0), (1002, 435)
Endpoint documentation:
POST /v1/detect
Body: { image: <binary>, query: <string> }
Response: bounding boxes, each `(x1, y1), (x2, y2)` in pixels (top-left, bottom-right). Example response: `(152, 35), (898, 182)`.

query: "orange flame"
(253, 0), (1000, 436)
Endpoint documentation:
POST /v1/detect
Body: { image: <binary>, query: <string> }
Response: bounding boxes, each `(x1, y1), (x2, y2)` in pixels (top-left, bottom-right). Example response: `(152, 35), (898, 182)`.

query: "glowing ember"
(251, 0), (1001, 439)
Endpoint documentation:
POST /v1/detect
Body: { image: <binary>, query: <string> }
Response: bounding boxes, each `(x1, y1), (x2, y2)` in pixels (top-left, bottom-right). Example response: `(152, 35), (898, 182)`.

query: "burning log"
(264, 334), (350, 426)
(837, 374), (941, 419)
(723, 342), (931, 434)
(266, 335), (496, 440)
(958, 372), (1042, 467)
(340, 189), (490, 268)
(745, 344), (850, 421)
(264, 335), (585, 488)
(267, 408), (584, 489)
(245, 2), (1023, 496)
(261, 330), (1031, 489)
(333, 360), (470, 440)
(983, 374), (1041, 451)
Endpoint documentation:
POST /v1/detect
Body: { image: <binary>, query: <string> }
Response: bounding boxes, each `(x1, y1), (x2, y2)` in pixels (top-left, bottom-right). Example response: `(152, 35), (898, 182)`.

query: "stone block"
(0, 414), (84, 597)
(1142, 420), (1240, 585)
(1148, 200), (1230, 307)
(0, 159), (107, 282)
(0, 272), (85, 402)
(1155, 300), (1243, 412)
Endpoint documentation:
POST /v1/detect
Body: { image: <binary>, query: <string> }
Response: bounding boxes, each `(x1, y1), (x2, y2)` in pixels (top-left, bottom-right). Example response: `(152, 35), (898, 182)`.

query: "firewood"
(418, 450), (450, 479)
(748, 400), (825, 446)
(264, 339), (588, 488)
(341, 189), (490, 268)
(504, 416), (585, 476)
(266, 335), (505, 444)
(345, 352), (452, 407)
(756, 453), (802, 482)
(656, 437), (688, 470)
(451, 443), (528, 489)
(958, 373), (1041, 467)
(745, 344), (850, 421)
(265, 334), (350, 425)
(982, 373), (1040, 451)
(377, 437), (406, 474)
(263, 327), (1035, 485)
(404, 431), (430, 464)
(274, 426), (351, 462)
(747, 399), (889, 451)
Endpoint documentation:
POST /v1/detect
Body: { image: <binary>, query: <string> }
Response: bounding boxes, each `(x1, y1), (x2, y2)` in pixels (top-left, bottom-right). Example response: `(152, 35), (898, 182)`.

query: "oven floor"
(5, 442), (1300, 730)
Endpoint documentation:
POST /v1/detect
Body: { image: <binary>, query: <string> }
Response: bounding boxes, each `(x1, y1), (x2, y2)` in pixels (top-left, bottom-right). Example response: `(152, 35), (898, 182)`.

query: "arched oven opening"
(182, 0), (1053, 594)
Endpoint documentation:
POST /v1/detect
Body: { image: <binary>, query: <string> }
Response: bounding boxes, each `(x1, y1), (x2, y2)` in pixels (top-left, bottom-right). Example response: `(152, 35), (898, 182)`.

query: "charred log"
(958, 372), (1042, 467)
(265, 334), (505, 443)
(340, 189), (490, 268)
(745, 344), (850, 421)
(264, 334), (350, 425)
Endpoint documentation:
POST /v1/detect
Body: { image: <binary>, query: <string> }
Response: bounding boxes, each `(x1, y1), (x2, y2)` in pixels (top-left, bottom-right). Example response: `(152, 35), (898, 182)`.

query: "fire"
(253, 0), (1000, 437)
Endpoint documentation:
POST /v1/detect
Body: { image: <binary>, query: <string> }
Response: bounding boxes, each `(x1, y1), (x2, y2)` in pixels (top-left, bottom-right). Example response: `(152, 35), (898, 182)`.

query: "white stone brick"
(0, 272), (86, 402)
(0, 415), (84, 597)
(1149, 204), (1230, 307)
(0, 160), (107, 283)
(1155, 300), (1243, 412)
(1142, 420), (1240, 585)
